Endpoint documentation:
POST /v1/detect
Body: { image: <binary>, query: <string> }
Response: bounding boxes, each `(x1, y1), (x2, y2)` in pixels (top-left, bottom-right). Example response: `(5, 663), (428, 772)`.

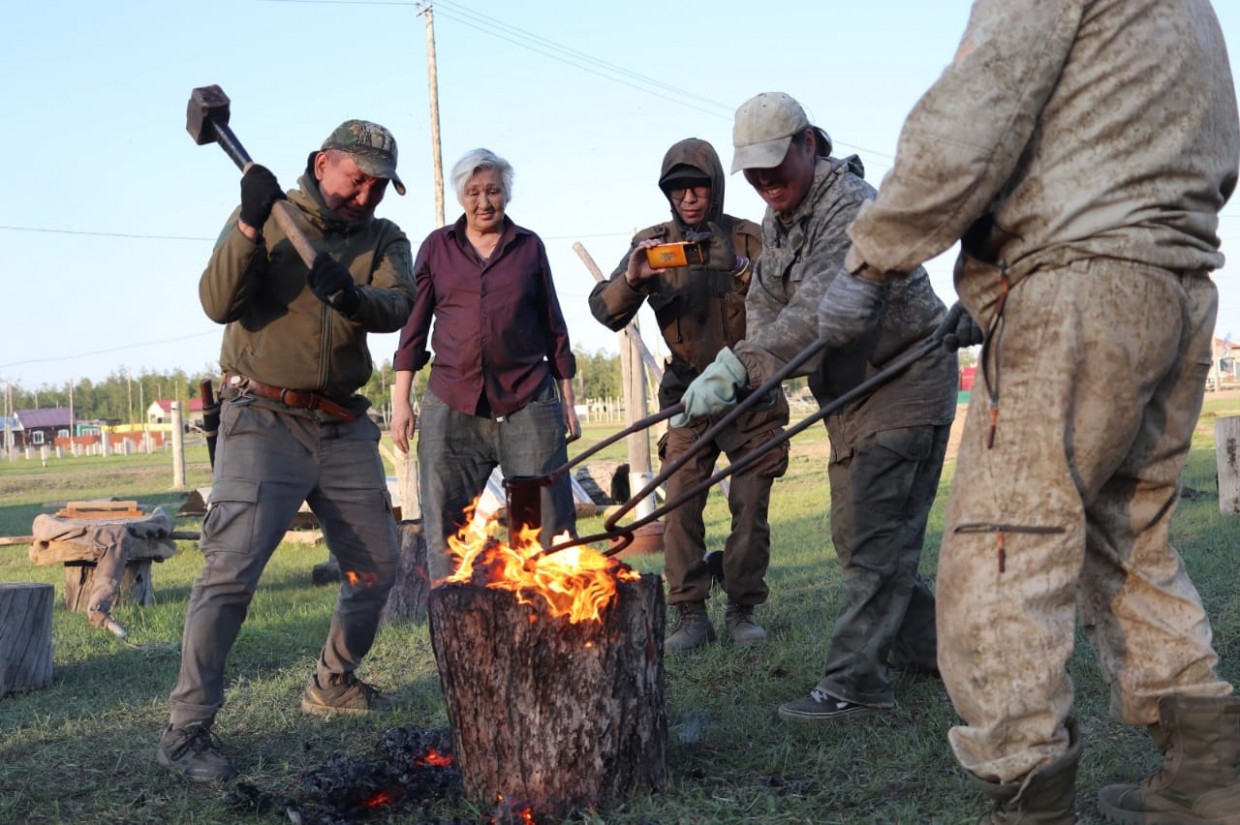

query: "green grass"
(4, 402), (1240, 824)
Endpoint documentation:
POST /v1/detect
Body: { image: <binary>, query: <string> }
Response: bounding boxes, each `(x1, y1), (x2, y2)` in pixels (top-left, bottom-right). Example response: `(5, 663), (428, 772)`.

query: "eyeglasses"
(668, 185), (710, 201)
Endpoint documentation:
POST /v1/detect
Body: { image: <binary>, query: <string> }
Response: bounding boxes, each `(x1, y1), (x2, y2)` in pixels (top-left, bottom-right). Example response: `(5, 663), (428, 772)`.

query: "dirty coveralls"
(845, 0), (1240, 783)
(589, 138), (789, 607)
(734, 153), (958, 708)
(169, 170), (414, 729)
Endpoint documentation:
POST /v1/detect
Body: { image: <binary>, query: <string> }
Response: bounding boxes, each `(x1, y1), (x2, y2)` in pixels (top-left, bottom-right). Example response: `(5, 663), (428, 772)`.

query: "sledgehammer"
(186, 84), (317, 267)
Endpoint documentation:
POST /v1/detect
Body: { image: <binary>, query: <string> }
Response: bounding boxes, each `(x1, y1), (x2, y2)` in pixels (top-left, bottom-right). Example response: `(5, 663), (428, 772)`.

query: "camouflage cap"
(321, 119), (406, 195)
(731, 92), (813, 173)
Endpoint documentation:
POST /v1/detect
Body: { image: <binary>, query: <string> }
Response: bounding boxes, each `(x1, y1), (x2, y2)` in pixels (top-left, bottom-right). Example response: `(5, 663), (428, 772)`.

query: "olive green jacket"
(200, 171), (415, 402)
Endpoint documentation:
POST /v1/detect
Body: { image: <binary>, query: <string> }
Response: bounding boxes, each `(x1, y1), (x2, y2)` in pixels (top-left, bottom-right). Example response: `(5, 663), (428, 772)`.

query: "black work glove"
(686, 222), (741, 273)
(940, 302), (985, 352)
(307, 253), (361, 317)
(817, 268), (885, 348)
(239, 165), (286, 231)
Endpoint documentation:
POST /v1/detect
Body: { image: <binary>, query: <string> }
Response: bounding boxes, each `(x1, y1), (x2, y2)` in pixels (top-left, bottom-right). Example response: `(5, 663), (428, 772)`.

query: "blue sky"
(2, 0), (1238, 390)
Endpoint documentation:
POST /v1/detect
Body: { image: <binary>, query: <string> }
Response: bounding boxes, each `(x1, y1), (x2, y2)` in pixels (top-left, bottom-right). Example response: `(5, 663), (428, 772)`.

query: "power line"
(0, 331), (220, 371)
(0, 225), (215, 242)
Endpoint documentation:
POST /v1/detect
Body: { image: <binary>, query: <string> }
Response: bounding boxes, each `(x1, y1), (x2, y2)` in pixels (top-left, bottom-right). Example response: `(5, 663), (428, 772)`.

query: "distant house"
(1214, 337), (1240, 387)
(14, 408), (73, 448)
(147, 398), (206, 428)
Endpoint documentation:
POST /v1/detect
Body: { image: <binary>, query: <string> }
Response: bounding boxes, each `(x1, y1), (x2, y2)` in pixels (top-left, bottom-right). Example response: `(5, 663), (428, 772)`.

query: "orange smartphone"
(645, 241), (706, 269)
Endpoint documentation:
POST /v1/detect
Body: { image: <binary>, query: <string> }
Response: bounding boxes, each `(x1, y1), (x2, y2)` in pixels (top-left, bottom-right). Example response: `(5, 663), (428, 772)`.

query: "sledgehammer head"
(186, 85), (231, 145)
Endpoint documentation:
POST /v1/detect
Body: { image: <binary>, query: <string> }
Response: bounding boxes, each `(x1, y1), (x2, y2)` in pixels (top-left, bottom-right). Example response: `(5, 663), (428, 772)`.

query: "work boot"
(157, 722), (236, 783)
(724, 601), (767, 645)
(970, 718), (1081, 824)
(1098, 694), (1240, 824)
(300, 671), (394, 716)
(665, 602), (715, 652)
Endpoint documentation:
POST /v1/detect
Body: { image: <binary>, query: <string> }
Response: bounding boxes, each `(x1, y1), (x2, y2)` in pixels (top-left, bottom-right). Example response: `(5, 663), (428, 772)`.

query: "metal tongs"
(512, 303), (966, 560)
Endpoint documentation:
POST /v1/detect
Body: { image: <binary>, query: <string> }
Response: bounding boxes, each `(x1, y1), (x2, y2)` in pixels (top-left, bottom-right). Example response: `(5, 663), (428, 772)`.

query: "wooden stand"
(428, 573), (667, 817)
(380, 520), (429, 626)
(1217, 416), (1240, 514)
(0, 583), (54, 698)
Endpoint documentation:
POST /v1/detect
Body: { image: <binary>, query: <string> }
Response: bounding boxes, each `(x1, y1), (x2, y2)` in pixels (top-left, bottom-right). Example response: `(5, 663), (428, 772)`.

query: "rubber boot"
(1098, 694), (1240, 824)
(970, 719), (1082, 824)
(665, 601), (715, 652)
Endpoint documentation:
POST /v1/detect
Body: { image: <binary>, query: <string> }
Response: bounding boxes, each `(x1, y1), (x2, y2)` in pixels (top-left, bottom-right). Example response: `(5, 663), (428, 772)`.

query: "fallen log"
(0, 583), (54, 698)
(428, 572), (667, 818)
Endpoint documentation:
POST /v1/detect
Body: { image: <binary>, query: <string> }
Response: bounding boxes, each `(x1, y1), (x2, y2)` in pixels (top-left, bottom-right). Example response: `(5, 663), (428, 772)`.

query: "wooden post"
(171, 402), (186, 490)
(429, 573), (667, 817)
(0, 583), (54, 698)
(573, 242), (659, 518)
(390, 385), (420, 520)
(1216, 416), (1240, 514)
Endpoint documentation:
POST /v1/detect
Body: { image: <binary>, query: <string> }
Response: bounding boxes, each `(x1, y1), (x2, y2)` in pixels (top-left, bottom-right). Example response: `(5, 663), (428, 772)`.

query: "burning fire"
(415, 747), (454, 767)
(442, 500), (640, 623)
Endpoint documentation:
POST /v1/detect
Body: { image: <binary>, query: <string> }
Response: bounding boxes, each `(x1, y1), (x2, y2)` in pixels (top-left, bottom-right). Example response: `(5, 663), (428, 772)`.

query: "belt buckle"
(278, 388), (297, 407)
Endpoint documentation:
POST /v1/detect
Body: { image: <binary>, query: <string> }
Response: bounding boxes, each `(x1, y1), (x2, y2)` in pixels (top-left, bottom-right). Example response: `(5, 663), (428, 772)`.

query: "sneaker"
(300, 672), (393, 716)
(724, 602), (767, 645)
(778, 688), (880, 723)
(665, 602), (716, 652)
(157, 723), (236, 782)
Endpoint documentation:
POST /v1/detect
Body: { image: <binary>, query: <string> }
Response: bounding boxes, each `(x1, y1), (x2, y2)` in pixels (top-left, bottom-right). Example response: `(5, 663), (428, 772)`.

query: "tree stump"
(0, 583), (54, 698)
(65, 559), (155, 612)
(380, 520), (429, 626)
(428, 572), (666, 817)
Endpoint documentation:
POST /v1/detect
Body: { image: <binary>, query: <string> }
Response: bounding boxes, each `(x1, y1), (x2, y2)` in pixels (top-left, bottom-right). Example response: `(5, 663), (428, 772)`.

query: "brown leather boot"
(970, 719), (1081, 824)
(1098, 694), (1240, 824)
(665, 601), (715, 652)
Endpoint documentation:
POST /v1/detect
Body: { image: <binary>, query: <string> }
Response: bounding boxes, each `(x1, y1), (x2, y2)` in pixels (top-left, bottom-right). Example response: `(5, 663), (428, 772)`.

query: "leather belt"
(227, 375), (357, 422)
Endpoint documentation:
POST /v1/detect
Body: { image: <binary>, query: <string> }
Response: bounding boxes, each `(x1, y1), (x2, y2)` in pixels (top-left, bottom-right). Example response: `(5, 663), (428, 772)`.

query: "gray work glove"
(239, 164), (286, 230)
(817, 268), (884, 349)
(670, 347), (748, 428)
(940, 302), (984, 352)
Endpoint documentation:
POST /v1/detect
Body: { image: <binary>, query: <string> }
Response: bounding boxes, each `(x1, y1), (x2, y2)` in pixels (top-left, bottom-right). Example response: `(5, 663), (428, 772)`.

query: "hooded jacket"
(200, 167), (415, 408)
(589, 138), (769, 413)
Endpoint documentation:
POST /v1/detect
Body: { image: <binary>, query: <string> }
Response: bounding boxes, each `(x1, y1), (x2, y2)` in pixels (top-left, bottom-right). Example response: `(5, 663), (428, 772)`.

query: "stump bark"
(0, 583), (54, 698)
(380, 520), (429, 626)
(428, 572), (666, 817)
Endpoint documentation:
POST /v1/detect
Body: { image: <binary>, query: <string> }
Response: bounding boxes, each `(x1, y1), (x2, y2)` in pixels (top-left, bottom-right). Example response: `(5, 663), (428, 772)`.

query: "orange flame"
(441, 499), (639, 624)
(363, 790), (393, 808)
(344, 569), (379, 588)
(415, 747), (454, 767)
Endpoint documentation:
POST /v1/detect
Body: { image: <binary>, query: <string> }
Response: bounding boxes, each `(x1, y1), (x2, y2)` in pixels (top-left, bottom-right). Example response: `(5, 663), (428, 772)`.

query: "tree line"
(3, 349), (628, 424)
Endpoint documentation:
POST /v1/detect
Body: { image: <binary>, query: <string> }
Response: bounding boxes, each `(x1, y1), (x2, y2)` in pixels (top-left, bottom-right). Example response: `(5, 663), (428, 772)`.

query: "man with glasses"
(589, 137), (788, 650)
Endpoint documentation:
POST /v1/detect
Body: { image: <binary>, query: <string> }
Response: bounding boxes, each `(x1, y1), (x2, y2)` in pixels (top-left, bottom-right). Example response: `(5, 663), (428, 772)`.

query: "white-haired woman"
(391, 148), (580, 579)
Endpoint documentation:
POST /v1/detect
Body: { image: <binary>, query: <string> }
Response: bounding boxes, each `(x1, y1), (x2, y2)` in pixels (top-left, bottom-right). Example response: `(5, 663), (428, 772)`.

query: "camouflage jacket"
(735, 157), (957, 459)
(846, 0), (1240, 316)
(200, 171), (415, 408)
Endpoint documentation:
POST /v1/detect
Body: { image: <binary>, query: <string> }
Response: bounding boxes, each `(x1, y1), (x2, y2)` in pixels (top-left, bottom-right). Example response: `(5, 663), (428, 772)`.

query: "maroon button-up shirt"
(393, 215), (577, 418)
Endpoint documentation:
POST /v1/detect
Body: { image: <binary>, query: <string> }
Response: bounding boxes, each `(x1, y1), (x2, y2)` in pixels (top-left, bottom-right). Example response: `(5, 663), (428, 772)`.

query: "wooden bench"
(27, 502), (182, 636)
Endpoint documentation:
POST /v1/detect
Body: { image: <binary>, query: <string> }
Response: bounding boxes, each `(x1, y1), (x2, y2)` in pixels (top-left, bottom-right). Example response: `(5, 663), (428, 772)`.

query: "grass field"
(3, 396), (1240, 824)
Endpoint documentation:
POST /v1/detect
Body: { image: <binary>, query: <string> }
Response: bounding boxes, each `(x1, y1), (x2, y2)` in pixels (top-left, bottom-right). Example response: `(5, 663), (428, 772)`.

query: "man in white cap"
(676, 92), (964, 722)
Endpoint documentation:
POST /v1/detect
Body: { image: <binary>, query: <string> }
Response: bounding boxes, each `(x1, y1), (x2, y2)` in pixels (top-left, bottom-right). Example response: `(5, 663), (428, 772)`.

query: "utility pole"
(422, 2), (446, 227)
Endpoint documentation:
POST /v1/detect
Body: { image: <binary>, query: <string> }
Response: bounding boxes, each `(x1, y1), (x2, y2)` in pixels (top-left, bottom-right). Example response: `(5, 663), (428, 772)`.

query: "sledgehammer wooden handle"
(186, 85), (318, 267)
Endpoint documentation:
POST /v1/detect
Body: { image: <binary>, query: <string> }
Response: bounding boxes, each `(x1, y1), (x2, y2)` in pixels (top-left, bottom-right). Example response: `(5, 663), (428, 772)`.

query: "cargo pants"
(938, 259), (1232, 784)
(660, 416), (789, 607)
(169, 397), (398, 728)
(816, 423), (950, 707)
